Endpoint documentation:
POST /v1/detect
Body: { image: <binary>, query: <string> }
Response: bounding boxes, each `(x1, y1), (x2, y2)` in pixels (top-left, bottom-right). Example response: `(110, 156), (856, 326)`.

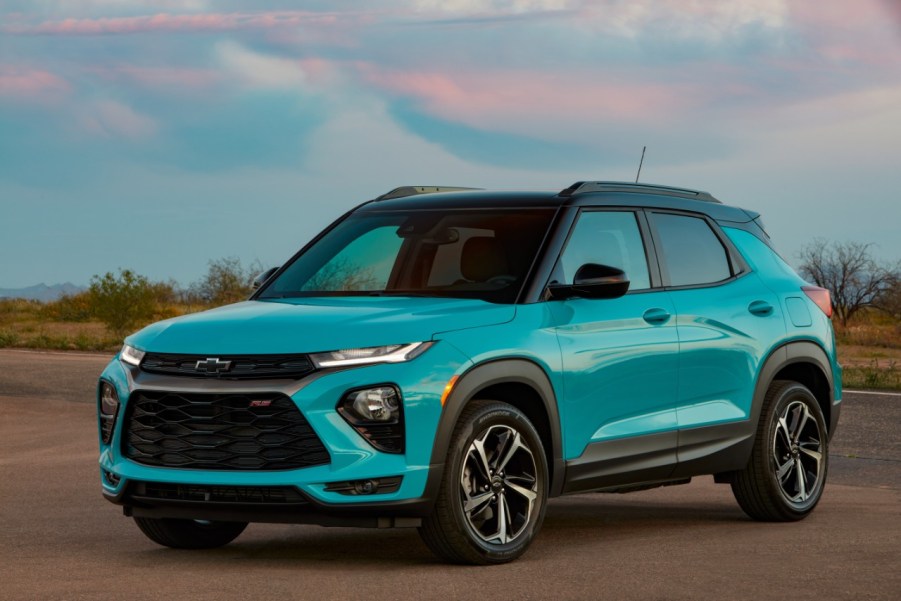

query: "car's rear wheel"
(732, 380), (828, 521)
(419, 400), (548, 564)
(133, 517), (247, 549)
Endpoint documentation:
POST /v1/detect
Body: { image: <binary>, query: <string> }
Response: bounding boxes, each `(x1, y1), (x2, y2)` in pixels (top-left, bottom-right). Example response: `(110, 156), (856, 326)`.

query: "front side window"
(651, 213), (732, 287)
(557, 211), (651, 291)
(260, 208), (555, 303)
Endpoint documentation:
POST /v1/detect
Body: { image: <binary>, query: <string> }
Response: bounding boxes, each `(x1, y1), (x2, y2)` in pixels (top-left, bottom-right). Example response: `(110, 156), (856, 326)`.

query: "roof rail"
(559, 181), (721, 204)
(375, 186), (482, 201)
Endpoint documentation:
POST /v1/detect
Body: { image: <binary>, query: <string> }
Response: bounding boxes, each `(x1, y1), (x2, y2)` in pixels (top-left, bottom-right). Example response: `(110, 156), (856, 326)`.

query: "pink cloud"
(360, 66), (695, 129)
(0, 66), (71, 101)
(787, 0), (901, 68)
(2, 11), (345, 36)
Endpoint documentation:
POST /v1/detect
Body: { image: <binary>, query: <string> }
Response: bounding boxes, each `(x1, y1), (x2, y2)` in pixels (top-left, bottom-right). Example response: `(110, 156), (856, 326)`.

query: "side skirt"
(561, 421), (755, 494)
(562, 431), (677, 494)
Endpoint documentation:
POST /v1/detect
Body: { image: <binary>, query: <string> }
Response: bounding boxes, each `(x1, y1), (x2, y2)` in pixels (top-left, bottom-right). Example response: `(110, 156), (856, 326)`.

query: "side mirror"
(252, 267), (279, 290)
(548, 263), (630, 300)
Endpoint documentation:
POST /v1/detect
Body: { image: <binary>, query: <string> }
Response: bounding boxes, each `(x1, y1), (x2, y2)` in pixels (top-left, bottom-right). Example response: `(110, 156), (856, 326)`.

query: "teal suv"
(98, 181), (841, 564)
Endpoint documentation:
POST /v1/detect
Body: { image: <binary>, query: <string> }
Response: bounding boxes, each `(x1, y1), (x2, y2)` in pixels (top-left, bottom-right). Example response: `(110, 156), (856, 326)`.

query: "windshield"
(259, 208), (556, 303)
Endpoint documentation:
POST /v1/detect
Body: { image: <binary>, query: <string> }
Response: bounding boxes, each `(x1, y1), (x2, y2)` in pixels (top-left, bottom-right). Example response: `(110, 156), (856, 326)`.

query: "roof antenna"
(635, 146), (646, 183)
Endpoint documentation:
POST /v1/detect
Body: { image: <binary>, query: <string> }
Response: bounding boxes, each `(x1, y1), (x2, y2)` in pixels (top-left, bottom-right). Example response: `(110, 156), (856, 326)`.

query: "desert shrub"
(41, 291), (93, 322)
(87, 269), (159, 337)
(0, 329), (19, 347)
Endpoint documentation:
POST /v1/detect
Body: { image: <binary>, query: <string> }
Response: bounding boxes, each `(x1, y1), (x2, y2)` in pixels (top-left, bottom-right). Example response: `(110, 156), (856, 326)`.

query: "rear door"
(551, 209), (680, 491)
(646, 211), (785, 466)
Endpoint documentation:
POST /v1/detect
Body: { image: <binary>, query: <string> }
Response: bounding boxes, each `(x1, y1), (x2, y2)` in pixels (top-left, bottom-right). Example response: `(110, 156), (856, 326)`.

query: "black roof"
(357, 181), (756, 223)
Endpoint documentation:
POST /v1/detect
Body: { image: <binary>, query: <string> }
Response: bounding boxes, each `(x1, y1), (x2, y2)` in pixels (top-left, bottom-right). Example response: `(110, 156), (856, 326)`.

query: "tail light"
(802, 286), (832, 318)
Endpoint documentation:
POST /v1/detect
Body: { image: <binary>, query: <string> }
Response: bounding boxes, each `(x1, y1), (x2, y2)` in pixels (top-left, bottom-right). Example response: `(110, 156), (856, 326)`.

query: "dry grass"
(2, 298), (901, 390)
(0, 298), (204, 351)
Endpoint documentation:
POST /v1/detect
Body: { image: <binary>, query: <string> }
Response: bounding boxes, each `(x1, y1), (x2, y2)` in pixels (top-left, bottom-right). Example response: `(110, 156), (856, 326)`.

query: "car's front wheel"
(133, 517), (248, 549)
(419, 400), (548, 564)
(731, 380), (828, 521)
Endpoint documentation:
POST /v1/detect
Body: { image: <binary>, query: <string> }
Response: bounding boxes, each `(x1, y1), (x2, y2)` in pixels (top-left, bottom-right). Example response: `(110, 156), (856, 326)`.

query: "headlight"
(120, 344), (145, 367)
(309, 342), (432, 368)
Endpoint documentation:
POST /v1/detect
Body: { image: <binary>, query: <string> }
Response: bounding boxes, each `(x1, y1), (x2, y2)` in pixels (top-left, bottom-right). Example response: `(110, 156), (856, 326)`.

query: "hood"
(127, 296), (515, 355)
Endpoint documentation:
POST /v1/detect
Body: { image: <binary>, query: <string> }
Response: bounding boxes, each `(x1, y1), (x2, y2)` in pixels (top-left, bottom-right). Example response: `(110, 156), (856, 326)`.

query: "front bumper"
(97, 343), (470, 522)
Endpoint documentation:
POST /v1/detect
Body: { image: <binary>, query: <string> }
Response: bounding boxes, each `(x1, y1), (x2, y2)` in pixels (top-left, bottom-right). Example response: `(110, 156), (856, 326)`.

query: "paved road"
(1, 350), (899, 601)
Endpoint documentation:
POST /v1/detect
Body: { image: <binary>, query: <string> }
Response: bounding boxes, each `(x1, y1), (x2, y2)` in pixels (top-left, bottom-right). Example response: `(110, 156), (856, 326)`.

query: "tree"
(876, 272), (901, 320)
(190, 257), (262, 306)
(798, 239), (897, 327)
(88, 269), (158, 337)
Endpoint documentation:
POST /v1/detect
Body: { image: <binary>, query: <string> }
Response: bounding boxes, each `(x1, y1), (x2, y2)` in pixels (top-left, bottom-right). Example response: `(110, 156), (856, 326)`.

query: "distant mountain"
(0, 283), (85, 302)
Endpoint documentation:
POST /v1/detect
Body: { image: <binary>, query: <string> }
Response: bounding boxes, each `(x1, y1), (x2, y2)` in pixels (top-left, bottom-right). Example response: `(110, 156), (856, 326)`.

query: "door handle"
(643, 308), (671, 325)
(748, 300), (774, 316)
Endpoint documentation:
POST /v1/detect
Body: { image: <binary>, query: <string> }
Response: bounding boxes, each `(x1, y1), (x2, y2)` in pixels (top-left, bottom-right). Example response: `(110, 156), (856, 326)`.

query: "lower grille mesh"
(124, 391), (329, 470)
(129, 482), (309, 505)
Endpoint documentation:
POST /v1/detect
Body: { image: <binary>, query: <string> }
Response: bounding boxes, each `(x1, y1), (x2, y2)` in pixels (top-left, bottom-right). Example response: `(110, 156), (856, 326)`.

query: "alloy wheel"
(459, 424), (538, 544)
(772, 399), (824, 506)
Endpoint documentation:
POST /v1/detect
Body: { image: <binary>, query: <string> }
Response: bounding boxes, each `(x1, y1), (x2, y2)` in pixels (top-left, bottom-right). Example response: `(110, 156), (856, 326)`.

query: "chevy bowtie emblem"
(195, 357), (232, 373)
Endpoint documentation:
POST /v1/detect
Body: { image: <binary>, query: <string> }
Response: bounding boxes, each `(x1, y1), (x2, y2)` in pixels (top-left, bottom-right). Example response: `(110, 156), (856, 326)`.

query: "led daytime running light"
(310, 342), (431, 368)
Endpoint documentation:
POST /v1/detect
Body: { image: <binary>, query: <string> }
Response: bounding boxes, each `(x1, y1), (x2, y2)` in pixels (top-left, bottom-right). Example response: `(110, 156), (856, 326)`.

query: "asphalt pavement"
(1, 349), (899, 601)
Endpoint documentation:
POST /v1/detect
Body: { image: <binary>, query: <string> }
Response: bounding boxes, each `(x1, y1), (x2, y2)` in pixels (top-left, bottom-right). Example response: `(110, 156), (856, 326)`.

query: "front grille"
(124, 391), (330, 471)
(128, 481), (309, 505)
(140, 353), (314, 380)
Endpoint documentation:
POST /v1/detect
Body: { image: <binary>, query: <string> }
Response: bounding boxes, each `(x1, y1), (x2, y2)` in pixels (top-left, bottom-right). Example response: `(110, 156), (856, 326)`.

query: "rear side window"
(558, 211), (651, 291)
(651, 213), (732, 287)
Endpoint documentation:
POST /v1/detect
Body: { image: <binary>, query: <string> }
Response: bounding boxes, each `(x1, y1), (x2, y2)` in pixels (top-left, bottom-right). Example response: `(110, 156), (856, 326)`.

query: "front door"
(551, 209), (680, 492)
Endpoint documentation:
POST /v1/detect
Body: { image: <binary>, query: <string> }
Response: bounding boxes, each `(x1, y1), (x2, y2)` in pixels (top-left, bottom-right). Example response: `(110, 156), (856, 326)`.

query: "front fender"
(427, 358), (565, 497)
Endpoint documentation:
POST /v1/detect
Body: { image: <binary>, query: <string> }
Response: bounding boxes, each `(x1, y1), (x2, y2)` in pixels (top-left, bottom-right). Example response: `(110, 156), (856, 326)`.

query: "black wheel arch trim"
(428, 357), (566, 498)
(751, 339), (837, 441)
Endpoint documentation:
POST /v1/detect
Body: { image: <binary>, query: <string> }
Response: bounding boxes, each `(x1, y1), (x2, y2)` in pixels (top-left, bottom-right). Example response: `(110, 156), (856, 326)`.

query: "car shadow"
(130, 494), (752, 568)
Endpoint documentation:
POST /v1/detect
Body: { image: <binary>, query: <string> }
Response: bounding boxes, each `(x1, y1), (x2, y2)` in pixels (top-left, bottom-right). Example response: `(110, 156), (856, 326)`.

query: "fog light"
(324, 476), (403, 496)
(337, 385), (404, 453)
(349, 387), (399, 422)
(99, 381), (119, 444)
(355, 480), (376, 495)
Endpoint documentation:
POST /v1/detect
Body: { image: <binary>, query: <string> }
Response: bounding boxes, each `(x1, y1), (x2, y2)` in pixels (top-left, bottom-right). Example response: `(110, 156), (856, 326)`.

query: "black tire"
(419, 400), (549, 565)
(732, 380), (828, 521)
(133, 517), (247, 549)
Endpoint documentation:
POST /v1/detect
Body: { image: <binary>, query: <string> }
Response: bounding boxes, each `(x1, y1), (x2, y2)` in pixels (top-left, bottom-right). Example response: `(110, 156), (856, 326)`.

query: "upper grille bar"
(140, 353), (315, 380)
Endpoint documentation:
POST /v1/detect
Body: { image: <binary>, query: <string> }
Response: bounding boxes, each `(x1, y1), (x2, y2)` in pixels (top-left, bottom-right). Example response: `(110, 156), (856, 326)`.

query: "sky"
(1, 0), (900, 289)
